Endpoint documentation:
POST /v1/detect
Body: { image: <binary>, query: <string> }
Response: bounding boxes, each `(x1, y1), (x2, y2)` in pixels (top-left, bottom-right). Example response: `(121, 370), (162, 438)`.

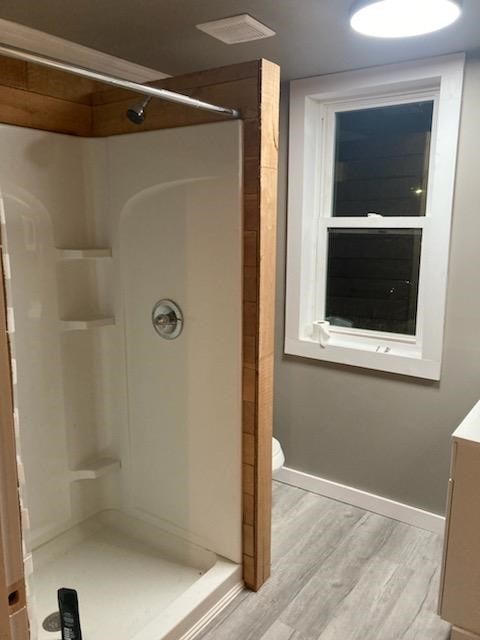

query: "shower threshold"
(31, 510), (242, 640)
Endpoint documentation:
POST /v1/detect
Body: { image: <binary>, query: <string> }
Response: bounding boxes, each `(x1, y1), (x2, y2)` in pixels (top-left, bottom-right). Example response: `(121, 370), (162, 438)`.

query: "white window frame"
(285, 54), (465, 380)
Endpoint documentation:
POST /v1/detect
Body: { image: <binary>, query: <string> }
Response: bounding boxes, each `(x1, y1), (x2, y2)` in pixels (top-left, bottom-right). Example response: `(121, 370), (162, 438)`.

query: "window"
(285, 55), (465, 379)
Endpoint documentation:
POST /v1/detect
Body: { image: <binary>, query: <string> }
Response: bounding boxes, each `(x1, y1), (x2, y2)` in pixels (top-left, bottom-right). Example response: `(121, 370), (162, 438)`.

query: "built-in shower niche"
(56, 247), (114, 328)
(55, 246), (120, 487)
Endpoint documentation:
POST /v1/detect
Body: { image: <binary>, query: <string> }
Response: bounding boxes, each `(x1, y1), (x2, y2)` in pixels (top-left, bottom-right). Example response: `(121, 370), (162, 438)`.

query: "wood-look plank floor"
(198, 481), (451, 640)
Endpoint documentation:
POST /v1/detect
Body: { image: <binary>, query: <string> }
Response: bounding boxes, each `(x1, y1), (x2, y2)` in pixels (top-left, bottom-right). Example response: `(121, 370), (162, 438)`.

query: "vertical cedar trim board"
(0, 55), (280, 638)
(0, 247), (28, 638)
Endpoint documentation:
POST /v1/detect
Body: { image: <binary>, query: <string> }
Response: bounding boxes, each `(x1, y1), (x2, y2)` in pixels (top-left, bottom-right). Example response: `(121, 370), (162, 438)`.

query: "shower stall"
(1, 119), (243, 639)
(0, 51), (279, 640)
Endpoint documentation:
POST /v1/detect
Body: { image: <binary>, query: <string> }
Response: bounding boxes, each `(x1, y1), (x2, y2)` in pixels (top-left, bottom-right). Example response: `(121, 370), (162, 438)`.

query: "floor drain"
(42, 611), (61, 632)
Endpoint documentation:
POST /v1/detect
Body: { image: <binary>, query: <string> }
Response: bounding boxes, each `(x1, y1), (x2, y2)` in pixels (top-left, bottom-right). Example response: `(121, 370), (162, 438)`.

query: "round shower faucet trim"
(152, 299), (184, 339)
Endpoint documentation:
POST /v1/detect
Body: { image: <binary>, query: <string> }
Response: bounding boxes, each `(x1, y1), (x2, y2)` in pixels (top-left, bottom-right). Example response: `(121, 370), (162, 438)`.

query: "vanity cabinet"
(439, 400), (480, 640)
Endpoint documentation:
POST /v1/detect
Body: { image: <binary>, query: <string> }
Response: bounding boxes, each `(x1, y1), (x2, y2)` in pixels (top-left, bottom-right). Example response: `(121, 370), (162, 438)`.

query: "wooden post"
(242, 60), (279, 589)
(0, 239), (27, 639)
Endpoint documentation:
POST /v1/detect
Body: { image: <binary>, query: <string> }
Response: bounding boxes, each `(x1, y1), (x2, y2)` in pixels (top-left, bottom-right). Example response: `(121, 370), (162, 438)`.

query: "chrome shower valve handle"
(152, 300), (184, 339)
(154, 312), (178, 327)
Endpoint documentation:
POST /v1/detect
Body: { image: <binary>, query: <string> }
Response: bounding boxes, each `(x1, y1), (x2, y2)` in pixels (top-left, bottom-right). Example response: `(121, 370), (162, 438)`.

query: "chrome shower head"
(126, 97), (152, 124)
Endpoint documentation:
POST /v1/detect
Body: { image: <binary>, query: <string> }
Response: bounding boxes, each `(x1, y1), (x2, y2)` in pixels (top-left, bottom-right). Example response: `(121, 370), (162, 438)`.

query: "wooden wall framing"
(0, 55), (279, 638)
(0, 262), (27, 639)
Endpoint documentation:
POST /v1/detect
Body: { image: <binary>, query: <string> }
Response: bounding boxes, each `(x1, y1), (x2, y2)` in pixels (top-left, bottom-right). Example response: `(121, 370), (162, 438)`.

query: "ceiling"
(0, 0), (479, 80)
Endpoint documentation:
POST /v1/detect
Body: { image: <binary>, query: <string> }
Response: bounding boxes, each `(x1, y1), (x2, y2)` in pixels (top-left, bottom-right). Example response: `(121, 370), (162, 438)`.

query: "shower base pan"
(31, 510), (242, 640)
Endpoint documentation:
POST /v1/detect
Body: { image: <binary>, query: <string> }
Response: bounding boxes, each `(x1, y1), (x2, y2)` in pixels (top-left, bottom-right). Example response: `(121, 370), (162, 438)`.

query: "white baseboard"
(275, 466), (445, 535)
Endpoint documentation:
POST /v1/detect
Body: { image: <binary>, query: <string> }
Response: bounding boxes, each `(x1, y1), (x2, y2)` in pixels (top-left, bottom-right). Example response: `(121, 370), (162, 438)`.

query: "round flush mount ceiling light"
(350, 0), (462, 38)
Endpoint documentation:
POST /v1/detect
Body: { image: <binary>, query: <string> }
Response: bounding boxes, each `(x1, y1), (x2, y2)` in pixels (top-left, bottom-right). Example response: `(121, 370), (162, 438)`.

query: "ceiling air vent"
(196, 14), (276, 44)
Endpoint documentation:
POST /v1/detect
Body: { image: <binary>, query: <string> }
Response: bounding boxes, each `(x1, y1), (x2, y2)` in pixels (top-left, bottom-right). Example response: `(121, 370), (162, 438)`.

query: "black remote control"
(58, 588), (82, 640)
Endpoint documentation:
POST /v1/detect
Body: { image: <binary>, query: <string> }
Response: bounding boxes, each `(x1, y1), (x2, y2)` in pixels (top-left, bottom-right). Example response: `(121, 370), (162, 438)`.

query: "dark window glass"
(333, 101), (433, 217)
(325, 228), (422, 335)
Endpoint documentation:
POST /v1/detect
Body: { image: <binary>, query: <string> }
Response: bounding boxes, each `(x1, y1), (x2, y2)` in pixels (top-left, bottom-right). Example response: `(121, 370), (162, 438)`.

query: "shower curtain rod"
(0, 43), (240, 118)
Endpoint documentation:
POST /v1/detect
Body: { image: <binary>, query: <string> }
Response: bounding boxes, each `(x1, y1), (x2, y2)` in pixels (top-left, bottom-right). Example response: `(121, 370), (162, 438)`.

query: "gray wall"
(274, 51), (480, 515)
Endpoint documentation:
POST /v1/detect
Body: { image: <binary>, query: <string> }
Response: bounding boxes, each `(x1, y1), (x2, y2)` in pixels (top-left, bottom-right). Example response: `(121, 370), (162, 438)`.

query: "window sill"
(284, 336), (440, 380)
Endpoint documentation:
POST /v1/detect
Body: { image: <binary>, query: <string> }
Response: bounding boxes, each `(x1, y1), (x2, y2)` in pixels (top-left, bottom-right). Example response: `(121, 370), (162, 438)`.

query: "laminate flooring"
(198, 481), (451, 640)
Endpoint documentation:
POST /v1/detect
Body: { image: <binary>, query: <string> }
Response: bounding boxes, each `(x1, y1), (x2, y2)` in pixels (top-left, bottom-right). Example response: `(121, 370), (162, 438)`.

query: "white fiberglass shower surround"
(1, 120), (243, 639)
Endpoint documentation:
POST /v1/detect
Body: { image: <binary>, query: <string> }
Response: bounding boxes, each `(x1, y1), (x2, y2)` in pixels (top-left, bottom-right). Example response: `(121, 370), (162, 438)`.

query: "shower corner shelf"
(56, 248), (112, 260)
(71, 457), (121, 481)
(61, 318), (115, 331)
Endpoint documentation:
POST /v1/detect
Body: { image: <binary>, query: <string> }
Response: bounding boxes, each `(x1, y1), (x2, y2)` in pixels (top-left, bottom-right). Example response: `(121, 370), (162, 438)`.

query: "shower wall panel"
(0, 126), (117, 549)
(106, 121), (243, 563)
